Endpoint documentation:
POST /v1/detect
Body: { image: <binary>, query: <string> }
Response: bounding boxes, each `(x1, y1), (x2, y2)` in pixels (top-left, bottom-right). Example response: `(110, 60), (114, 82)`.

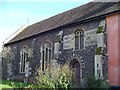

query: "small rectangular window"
(97, 63), (99, 68)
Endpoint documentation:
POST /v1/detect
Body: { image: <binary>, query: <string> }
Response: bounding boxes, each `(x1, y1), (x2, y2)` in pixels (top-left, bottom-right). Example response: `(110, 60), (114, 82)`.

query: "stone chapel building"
(2, 1), (120, 86)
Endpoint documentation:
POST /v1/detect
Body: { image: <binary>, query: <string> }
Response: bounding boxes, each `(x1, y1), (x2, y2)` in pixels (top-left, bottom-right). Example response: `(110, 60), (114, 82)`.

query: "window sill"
(73, 48), (85, 51)
(19, 72), (25, 74)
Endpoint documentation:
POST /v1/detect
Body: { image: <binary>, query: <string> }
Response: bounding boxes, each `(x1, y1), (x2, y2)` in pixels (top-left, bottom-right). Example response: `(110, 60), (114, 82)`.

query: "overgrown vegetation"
(36, 64), (74, 89)
(86, 74), (110, 88)
(1, 67), (110, 89)
(95, 47), (102, 55)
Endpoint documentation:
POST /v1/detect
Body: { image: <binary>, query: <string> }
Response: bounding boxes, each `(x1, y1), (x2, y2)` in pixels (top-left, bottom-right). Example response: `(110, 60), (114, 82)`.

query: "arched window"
(41, 41), (52, 71)
(74, 29), (84, 50)
(20, 47), (28, 73)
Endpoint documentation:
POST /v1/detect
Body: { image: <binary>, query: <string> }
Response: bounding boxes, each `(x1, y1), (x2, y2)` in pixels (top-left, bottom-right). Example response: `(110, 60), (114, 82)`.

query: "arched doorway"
(69, 59), (81, 86)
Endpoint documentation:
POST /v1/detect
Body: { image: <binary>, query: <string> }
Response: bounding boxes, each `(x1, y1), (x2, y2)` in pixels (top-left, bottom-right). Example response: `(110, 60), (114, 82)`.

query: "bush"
(86, 74), (110, 88)
(36, 64), (74, 89)
(86, 74), (101, 88)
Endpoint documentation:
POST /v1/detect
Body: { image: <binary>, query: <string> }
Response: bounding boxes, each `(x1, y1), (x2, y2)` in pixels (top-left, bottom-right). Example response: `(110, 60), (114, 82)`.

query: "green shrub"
(36, 64), (74, 89)
(96, 26), (104, 34)
(86, 74), (110, 88)
(100, 80), (110, 88)
(86, 75), (101, 88)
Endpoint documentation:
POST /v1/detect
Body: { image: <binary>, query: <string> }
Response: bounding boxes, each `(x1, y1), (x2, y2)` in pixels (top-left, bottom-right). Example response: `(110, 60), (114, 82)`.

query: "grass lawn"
(0, 84), (13, 89)
(0, 79), (39, 88)
(2, 79), (29, 88)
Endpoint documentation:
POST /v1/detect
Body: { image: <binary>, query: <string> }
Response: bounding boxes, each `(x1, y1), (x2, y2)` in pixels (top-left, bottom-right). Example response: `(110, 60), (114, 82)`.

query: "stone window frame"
(74, 28), (85, 50)
(20, 47), (28, 73)
(94, 55), (103, 79)
(40, 41), (52, 71)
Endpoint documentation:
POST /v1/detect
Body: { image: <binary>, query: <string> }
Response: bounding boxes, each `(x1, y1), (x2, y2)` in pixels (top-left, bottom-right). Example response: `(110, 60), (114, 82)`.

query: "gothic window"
(74, 29), (84, 50)
(20, 47), (28, 73)
(41, 41), (52, 71)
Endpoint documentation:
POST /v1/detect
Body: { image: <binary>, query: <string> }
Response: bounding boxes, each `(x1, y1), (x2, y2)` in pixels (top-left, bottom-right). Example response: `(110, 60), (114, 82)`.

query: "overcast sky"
(0, 0), (93, 51)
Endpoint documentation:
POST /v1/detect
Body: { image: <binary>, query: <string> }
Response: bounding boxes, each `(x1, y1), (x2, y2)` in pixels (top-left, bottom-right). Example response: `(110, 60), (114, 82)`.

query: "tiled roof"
(5, 2), (120, 45)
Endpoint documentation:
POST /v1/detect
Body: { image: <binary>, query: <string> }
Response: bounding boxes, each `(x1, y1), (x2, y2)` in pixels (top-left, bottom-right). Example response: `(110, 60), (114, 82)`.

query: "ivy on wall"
(96, 26), (104, 34)
(95, 47), (102, 55)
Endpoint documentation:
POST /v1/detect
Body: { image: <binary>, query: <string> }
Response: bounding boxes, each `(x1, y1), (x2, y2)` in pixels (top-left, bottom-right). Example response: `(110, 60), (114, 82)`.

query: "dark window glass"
(80, 33), (84, 49)
(49, 49), (51, 63)
(42, 50), (44, 71)
(97, 63), (99, 68)
(75, 35), (79, 50)
(45, 48), (48, 70)
(23, 52), (26, 72)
